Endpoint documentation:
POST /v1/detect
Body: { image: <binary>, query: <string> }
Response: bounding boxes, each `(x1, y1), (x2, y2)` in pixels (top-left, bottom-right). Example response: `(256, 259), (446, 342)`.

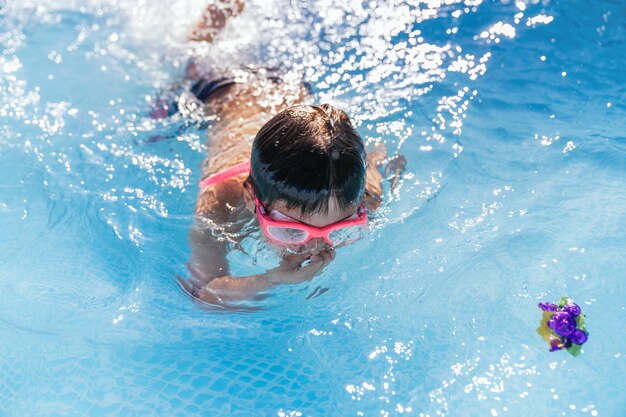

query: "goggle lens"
(328, 225), (366, 245)
(266, 226), (309, 244)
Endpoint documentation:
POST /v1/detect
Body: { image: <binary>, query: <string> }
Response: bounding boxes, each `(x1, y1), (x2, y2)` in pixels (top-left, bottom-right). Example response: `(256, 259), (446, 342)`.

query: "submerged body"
(184, 76), (386, 305)
(173, 0), (400, 307)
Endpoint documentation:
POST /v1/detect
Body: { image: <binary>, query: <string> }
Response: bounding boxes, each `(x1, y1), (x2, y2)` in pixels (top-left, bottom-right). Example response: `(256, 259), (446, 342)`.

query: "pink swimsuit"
(198, 161), (251, 188)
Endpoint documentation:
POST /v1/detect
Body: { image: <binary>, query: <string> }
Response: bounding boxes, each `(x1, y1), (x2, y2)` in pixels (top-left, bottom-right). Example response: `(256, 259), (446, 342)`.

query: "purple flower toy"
(537, 297), (588, 356)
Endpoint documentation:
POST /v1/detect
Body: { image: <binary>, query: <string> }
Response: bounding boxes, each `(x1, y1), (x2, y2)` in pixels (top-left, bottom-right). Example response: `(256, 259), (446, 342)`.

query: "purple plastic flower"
(570, 330), (588, 345)
(539, 302), (558, 312)
(563, 303), (581, 317)
(547, 317), (557, 330)
(554, 316), (577, 338)
(540, 297), (588, 353)
(547, 311), (568, 330)
(552, 311), (572, 321)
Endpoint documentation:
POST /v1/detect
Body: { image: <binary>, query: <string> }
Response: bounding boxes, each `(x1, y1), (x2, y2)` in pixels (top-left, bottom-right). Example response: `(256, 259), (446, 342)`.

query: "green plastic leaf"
(567, 344), (582, 357)
(558, 296), (572, 308)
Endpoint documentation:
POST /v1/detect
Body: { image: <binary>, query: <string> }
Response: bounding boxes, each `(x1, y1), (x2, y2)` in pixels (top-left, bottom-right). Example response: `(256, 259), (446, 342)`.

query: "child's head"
(246, 104), (366, 224)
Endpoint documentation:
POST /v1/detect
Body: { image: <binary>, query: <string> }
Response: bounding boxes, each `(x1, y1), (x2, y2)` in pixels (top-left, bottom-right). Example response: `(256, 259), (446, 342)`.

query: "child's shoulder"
(195, 177), (247, 221)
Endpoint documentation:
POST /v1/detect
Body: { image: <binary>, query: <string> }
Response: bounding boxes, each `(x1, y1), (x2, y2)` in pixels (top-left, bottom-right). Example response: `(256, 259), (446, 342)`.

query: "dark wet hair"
(247, 104), (366, 216)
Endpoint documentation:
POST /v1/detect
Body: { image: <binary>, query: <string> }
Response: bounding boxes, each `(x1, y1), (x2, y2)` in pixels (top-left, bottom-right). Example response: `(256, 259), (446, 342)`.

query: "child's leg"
(189, 0), (245, 43)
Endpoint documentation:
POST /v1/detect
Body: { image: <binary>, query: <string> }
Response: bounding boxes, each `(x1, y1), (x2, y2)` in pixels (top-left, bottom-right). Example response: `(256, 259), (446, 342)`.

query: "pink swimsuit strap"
(199, 161), (251, 188)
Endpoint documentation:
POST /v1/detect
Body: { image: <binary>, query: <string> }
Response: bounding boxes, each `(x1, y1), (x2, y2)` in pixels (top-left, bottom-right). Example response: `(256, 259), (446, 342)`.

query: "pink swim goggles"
(254, 197), (368, 246)
(198, 161), (368, 246)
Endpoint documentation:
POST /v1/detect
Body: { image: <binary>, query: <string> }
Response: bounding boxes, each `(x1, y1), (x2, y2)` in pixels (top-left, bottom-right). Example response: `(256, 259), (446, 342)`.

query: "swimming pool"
(1, 0), (625, 415)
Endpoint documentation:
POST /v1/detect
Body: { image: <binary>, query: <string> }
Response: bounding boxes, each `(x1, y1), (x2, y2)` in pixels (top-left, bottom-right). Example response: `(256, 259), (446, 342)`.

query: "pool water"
(1, 0), (625, 416)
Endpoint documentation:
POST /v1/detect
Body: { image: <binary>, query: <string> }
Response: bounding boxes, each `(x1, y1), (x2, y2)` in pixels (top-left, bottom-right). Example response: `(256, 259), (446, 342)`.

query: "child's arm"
(194, 251), (334, 303)
(364, 144), (385, 210)
(189, 0), (245, 43)
(185, 224), (334, 304)
(364, 145), (406, 211)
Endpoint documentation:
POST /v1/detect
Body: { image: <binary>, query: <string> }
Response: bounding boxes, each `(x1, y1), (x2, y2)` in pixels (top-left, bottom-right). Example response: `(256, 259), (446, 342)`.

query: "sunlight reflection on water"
(1, 0), (625, 415)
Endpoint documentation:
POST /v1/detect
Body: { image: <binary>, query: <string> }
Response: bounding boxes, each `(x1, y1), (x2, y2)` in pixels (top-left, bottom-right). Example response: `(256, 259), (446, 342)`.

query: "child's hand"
(385, 155), (407, 191)
(268, 249), (335, 285)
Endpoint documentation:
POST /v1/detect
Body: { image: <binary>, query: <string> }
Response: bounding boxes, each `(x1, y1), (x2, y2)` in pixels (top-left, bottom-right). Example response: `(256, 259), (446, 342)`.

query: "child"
(176, 1), (403, 306)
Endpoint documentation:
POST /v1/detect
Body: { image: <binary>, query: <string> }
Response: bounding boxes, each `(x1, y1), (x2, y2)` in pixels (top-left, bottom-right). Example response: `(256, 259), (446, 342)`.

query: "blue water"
(1, 0), (625, 416)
